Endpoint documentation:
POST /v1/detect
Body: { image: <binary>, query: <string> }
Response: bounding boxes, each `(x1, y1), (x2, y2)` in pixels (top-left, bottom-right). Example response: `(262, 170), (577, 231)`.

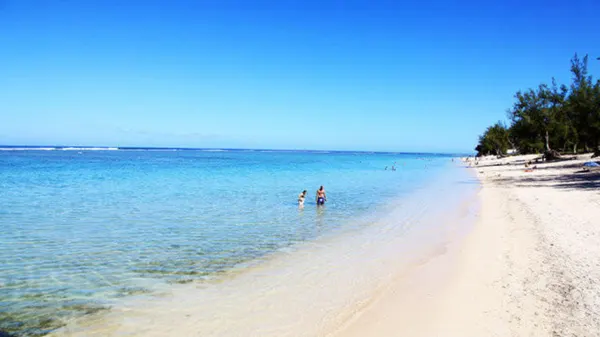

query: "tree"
(509, 118), (543, 154)
(508, 80), (566, 158)
(475, 122), (510, 156)
(476, 53), (599, 156)
(591, 78), (600, 156)
(566, 54), (599, 153)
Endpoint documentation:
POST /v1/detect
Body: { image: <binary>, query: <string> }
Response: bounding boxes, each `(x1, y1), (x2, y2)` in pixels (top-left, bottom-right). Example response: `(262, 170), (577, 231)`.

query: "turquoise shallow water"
(0, 149), (454, 336)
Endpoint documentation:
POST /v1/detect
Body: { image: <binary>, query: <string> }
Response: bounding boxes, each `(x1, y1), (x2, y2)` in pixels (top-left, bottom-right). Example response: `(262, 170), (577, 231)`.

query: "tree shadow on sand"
(492, 170), (600, 191)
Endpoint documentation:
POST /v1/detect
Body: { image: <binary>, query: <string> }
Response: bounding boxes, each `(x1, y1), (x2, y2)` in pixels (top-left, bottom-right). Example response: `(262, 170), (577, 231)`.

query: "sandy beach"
(336, 154), (600, 337)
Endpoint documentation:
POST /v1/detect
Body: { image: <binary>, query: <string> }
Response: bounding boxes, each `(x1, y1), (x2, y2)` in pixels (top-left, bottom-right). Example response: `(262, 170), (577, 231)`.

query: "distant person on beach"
(316, 186), (327, 205)
(298, 190), (307, 207)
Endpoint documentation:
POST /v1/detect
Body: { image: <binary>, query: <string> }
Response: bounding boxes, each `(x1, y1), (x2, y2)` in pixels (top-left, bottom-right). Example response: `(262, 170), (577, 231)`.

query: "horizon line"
(0, 144), (470, 156)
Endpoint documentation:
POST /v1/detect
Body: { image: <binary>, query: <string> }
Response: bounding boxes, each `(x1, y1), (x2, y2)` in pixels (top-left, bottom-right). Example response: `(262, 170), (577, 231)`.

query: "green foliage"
(565, 54), (598, 151)
(477, 53), (600, 155)
(476, 122), (510, 156)
(509, 119), (544, 154)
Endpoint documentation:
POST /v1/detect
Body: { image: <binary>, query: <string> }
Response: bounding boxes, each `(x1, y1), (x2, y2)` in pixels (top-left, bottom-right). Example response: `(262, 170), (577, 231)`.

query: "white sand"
(335, 154), (600, 336)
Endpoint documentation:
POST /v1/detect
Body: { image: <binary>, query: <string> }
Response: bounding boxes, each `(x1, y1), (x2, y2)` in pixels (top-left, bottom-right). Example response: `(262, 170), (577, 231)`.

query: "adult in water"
(316, 186), (327, 206)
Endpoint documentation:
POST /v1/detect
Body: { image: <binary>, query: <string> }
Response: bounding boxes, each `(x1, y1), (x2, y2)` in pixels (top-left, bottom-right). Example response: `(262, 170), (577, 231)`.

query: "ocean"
(0, 148), (469, 336)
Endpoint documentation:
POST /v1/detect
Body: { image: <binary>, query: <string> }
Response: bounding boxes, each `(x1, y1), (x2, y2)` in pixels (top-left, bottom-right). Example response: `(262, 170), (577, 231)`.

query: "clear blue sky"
(1, 0), (599, 152)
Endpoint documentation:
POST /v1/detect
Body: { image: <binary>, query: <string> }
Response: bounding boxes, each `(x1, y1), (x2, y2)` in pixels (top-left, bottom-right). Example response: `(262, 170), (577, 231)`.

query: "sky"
(1, 0), (599, 153)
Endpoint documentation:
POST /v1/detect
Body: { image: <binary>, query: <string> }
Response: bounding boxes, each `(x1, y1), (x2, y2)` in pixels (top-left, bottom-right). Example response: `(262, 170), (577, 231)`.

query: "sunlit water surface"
(0, 149), (456, 336)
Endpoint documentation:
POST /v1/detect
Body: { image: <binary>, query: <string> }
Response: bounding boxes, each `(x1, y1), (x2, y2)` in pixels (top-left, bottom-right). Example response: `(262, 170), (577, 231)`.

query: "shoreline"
(50, 163), (478, 337)
(43, 154), (600, 336)
(335, 154), (600, 336)
(1, 151), (455, 337)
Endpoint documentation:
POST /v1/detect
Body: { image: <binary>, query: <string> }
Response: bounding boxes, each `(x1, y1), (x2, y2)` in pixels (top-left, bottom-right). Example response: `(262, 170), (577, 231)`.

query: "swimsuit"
(317, 197), (325, 205)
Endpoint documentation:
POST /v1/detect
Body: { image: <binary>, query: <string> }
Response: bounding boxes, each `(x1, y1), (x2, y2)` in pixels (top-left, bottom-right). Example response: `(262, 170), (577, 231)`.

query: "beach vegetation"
(475, 122), (510, 156)
(476, 54), (600, 157)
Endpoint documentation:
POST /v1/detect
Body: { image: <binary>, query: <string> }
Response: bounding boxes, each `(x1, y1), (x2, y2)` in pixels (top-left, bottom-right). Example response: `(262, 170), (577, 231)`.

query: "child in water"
(298, 190), (307, 207)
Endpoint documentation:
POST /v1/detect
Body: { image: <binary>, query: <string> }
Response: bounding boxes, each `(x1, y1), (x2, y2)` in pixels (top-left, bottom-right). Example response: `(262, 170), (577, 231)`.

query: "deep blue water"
(0, 149), (454, 336)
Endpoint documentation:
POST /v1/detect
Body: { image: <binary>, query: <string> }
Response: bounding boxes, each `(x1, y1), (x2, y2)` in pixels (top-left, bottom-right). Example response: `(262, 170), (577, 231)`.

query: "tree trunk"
(545, 130), (551, 152)
(508, 139), (516, 152)
(543, 130), (561, 160)
(573, 143), (578, 154)
(593, 141), (600, 158)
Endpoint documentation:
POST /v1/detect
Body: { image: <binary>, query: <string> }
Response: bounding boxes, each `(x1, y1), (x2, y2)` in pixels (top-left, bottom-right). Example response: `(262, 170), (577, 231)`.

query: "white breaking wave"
(122, 149), (179, 152)
(61, 147), (119, 151)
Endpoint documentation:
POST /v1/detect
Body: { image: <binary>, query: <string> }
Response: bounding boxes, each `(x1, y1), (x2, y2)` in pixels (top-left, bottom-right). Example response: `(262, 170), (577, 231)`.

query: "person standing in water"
(316, 186), (327, 206)
(298, 190), (307, 207)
